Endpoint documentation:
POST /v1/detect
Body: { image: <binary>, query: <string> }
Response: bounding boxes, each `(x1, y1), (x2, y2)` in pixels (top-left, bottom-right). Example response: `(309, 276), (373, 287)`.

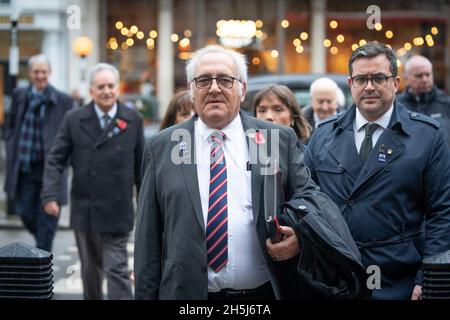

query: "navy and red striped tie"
(206, 131), (228, 272)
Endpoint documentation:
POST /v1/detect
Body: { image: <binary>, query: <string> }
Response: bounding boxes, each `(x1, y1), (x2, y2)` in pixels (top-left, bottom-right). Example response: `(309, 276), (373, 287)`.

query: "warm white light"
(281, 19), (289, 28)
(330, 20), (338, 29)
(300, 32), (308, 40)
(149, 30), (158, 38)
(115, 21), (123, 30)
(323, 39), (331, 47)
(216, 20), (257, 48)
(271, 50), (279, 58)
(336, 34), (344, 43)
(295, 45), (304, 53)
(385, 30), (393, 39)
(130, 25), (138, 34)
(171, 34), (179, 42)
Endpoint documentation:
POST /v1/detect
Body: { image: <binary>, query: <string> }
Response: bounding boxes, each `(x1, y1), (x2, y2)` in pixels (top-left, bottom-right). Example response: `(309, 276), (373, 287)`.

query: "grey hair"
(309, 77), (339, 96)
(404, 55), (433, 76)
(349, 42), (398, 77)
(28, 54), (51, 71)
(185, 45), (248, 85)
(89, 63), (120, 87)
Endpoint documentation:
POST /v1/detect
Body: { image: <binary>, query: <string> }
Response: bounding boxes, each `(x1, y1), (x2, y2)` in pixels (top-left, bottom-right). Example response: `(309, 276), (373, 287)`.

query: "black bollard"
(0, 242), (53, 300)
(422, 250), (450, 300)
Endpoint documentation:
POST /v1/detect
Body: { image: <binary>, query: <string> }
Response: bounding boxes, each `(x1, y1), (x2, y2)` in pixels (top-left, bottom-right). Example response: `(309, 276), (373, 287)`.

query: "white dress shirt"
(94, 103), (117, 128)
(353, 104), (394, 153)
(195, 114), (271, 292)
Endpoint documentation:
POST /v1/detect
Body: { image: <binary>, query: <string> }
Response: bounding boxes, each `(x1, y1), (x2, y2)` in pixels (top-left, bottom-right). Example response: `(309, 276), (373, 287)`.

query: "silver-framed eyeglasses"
(351, 74), (394, 89)
(193, 75), (240, 89)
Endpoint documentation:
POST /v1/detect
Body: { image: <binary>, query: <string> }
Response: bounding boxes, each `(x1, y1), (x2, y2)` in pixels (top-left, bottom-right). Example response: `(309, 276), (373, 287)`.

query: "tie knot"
(364, 123), (378, 137)
(210, 131), (225, 144)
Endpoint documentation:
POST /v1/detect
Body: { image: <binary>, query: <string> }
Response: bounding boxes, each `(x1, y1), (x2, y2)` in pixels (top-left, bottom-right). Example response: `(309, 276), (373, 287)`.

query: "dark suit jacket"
(41, 102), (144, 233)
(304, 102), (450, 299)
(4, 85), (73, 204)
(134, 111), (344, 299)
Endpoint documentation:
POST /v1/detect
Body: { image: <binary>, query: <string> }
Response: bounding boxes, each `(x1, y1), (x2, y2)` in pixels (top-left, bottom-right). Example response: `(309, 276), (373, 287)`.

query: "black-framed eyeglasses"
(350, 74), (394, 89)
(193, 75), (240, 89)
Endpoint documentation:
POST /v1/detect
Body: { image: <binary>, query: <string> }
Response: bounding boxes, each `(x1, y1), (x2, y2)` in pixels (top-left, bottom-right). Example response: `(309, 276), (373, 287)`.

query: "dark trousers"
(74, 231), (133, 300)
(14, 173), (58, 252)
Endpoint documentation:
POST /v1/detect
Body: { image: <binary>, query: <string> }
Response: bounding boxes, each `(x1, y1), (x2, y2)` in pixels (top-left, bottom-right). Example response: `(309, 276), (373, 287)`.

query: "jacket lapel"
(241, 113), (264, 222)
(94, 103), (132, 148)
(79, 103), (102, 141)
(328, 107), (361, 181)
(178, 116), (206, 232)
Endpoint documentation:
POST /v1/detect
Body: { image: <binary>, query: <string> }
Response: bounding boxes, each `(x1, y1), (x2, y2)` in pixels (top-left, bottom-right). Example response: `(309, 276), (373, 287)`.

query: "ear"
(393, 76), (400, 93)
(239, 81), (247, 102)
(347, 76), (352, 88)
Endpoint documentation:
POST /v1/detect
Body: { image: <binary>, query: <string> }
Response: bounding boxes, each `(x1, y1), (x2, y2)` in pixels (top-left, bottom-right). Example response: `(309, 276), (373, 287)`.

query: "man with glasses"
(134, 45), (346, 300)
(304, 42), (450, 300)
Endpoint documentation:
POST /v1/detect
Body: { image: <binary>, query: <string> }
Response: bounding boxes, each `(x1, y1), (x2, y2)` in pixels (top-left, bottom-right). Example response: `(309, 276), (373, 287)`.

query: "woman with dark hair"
(253, 85), (311, 143)
(160, 90), (194, 131)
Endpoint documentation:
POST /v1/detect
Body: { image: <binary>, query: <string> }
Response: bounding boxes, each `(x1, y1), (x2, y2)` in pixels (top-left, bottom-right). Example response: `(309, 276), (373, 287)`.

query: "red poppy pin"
(116, 119), (127, 131)
(255, 131), (265, 144)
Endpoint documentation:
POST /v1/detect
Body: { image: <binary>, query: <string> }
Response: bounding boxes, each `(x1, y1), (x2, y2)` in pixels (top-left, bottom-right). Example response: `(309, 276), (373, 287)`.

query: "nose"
(264, 110), (275, 122)
(364, 78), (375, 91)
(208, 79), (221, 93)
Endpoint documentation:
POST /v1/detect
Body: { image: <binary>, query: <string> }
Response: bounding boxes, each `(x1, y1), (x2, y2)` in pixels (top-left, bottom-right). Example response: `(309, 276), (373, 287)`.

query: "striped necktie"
(206, 131), (228, 272)
(102, 114), (111, 129)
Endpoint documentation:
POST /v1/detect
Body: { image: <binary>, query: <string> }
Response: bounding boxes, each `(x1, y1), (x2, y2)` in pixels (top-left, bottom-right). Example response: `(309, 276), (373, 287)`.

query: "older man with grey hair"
(303, 77), (342, 135)
(397, 55), (450, 146)
(42, 63), (144, 300)
(4, 54), (74, 252)
(133, 45), (361, 300)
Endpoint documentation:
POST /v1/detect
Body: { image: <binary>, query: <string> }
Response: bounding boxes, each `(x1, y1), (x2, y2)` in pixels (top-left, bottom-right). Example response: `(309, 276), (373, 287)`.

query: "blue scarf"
(18, 89), (48, 172)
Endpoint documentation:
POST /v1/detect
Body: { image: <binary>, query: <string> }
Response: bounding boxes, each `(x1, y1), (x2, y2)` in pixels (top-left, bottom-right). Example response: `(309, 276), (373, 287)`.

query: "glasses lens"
(353, 76), (367, 88)
(373, 75), (387, 85)
(217, 77), (234, 88)
(195, 77), (211, 88)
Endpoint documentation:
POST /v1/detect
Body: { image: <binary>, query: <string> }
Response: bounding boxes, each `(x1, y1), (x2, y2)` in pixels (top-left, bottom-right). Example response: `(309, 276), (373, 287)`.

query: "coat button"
(373, 201), (381, 209)
(337, 164), (343, 171)
(298, 205), (308, 212)
(384, 166), (391, 172)
(411, 112), (418, 117)
(348, 200), (354, 207)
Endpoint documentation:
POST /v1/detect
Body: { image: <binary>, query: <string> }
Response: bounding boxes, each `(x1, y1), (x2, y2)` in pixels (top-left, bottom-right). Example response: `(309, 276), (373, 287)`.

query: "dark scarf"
(18, 88), (48, 172)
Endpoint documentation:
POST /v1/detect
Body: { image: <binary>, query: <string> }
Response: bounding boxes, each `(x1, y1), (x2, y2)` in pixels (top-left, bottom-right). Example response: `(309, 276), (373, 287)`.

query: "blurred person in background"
(397, 55), (450, 147)
(159, 90), (195, 131)
(252, 85), (311, 144)
(303, 77), (341, 134)
(41, 63), (144, 300)
(4, 54), (73, 252)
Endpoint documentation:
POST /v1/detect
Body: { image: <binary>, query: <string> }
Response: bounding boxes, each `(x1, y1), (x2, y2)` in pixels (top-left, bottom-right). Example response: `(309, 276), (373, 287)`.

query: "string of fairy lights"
(107, 18), (440, 67)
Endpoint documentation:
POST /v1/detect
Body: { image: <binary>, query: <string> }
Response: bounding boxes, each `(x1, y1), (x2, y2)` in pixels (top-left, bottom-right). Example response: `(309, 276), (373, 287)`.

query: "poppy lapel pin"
(112, 118), (127, 136)
(255, 131), (265, 144)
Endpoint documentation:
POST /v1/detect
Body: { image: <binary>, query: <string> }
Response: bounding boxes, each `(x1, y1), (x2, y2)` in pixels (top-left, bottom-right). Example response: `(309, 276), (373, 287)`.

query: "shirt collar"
(197, 114), (243, 143)
(355, 103), (394, 132)
(94, 103), (117, 120)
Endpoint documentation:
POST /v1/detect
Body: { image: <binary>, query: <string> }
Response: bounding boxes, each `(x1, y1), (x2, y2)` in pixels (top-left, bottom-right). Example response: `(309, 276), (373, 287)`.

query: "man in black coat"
(41, 63), (144, 300)
(397, 55), (450, 147)
(4, 54), (73, 252)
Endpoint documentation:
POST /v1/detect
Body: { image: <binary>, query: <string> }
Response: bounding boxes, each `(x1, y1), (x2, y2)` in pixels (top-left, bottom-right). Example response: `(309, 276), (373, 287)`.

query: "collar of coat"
(332, 101), (412, 137)
(79, 101), (134, 122)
